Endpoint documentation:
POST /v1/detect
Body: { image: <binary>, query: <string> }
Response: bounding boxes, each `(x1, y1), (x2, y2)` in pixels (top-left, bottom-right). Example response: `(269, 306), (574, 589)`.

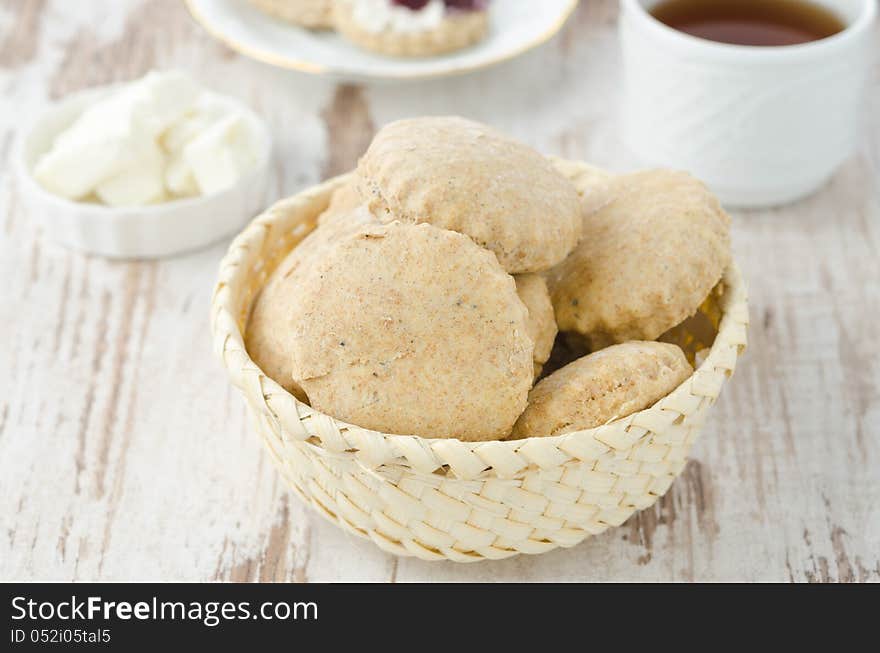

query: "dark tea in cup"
(650, 0), (846, 46)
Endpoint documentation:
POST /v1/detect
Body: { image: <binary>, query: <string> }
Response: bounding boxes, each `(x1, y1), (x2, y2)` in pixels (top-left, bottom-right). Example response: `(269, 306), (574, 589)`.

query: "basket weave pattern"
(211, 165), (749, 562)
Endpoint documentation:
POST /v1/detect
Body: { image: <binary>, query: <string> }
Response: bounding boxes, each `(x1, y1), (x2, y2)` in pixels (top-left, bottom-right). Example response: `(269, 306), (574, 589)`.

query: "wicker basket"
(211, 163), (749, 562)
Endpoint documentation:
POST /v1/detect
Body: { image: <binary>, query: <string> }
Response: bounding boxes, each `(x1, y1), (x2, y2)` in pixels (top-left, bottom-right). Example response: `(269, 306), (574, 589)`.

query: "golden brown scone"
(546, 169), (731, 350)
(510, 341), (692, 439)
(549, 156), (617, 216)
(333, 1), (488, 57)
(317, 180), (366, 226)
(245, 206), (376, 402)
(249, 0), (334, 29)
(288, 221), (534, 441)
(355, 117), (583, 273)
(515, 274), (557, 379)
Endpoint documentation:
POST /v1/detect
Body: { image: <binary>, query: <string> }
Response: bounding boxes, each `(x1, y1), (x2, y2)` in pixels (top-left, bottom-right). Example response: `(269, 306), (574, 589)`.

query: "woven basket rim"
(211, 162), (749, 480)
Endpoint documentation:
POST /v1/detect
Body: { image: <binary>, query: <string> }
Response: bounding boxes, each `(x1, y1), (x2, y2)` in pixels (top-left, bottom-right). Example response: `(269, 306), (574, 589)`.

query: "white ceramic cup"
(620, 0), (877, 207)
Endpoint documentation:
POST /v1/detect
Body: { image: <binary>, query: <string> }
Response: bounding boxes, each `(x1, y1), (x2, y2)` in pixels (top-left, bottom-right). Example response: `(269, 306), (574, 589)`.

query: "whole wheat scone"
(317, 180), (368, 226)
(546, 169), (731, 350)
(515, 274), (557, 379)
(549, 156), (617, 216)
(354, 117), (583, 274)
(510, 341), (693, 439)
(333, 1), (489, 57)
(249, 0), (335, 29)
(245, 205), (376, 402)
(288, 221), (534, 440)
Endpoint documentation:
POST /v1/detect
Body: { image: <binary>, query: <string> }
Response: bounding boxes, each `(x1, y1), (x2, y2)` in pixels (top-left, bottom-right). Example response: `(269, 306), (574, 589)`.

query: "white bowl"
(15, 85), (272, 259)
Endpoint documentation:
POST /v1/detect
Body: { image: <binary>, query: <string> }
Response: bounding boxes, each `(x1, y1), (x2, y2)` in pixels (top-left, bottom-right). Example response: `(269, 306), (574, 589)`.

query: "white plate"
(185, 0), (578, 81)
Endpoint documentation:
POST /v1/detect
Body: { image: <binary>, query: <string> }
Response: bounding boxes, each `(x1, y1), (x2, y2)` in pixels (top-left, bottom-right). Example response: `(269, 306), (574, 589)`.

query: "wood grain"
(0, 0), (877, 582)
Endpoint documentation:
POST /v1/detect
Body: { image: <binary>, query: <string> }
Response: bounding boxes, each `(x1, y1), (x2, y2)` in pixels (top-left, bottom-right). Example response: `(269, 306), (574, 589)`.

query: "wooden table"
(2, 0), (878, 583)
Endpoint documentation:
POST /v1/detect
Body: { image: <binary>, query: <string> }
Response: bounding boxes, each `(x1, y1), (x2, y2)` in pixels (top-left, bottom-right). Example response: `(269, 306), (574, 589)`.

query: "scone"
(355, 117), (583, 273)
(549, 156), (617, 216)
(515, 274), (557, 379)
(249, 0), (335, 29)
(546, 169), (731, 349)
(317, 180), (366, 226)
(510, 341), (692, 439)
(245, 205), (376, 401)
(288, 221), (534, 441)
(334, 0), (489, 57)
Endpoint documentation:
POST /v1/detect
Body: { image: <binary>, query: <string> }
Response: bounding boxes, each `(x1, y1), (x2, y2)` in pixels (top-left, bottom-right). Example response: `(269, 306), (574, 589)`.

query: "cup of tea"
(619, 0), (877, 207)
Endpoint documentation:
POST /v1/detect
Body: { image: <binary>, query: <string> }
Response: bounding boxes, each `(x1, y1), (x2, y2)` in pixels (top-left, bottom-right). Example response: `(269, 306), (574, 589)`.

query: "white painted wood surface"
(1, 0), (878, 582)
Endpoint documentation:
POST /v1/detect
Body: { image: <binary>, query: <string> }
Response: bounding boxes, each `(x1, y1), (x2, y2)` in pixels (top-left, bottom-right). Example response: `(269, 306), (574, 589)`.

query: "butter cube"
(34, 97), (150, 199)
(95, 140), (166, 207)
(184, 115), (259, 195)
(159, 94), (229, 154)
(133, 70), (202, 137)
(164, 153), (199, 198)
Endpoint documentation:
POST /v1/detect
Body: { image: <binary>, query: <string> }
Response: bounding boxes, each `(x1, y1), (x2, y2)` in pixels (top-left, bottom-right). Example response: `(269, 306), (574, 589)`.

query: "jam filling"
(392, 0), (487, 11)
